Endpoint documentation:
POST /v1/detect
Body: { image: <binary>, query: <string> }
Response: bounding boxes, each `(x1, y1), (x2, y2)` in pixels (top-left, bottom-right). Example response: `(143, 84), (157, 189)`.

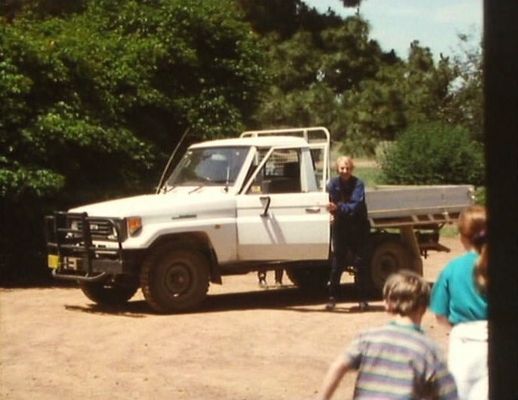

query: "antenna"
(156, 127), (190, 194)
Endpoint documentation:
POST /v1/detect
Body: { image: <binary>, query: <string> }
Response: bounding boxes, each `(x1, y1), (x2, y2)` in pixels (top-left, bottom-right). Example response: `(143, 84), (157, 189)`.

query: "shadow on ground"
(64, 283), (384, 317)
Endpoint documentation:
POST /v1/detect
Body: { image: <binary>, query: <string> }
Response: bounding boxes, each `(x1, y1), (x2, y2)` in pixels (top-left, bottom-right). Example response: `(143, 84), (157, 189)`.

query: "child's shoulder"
(445, 251), (478, 270)
(364, 323), (438, 348)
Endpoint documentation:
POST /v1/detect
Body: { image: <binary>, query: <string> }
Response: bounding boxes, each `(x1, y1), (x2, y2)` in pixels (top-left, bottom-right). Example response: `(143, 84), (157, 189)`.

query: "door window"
(247, 149), (301, 194)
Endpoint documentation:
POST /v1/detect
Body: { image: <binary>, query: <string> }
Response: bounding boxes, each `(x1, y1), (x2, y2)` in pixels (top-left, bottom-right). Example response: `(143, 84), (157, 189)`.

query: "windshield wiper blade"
(188, 185), (204, 194)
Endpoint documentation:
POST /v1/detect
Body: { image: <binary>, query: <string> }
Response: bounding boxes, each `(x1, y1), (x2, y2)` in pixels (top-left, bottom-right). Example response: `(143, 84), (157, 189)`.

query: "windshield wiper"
(188, 185), (204, 194)
(161, 184), (175, 194)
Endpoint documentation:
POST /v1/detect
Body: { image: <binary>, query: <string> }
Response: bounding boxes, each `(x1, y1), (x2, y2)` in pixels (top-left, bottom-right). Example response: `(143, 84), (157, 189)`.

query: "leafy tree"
(252, 14), (397, 148)
(341, 0), (363, 8)
(238, 0), (342, 40)
(1, 0), (87, 21)
(338, 40), (467, 156)
(379, 122), (485, 185)
(399, 41), (458, 125)
(318, 16), (385, 93)
(264, 31), (322, 93)
(341, 72), (407, 155)
(0, 0), (268, 283)
(439, 33), (483, 141)
(254, 82), (347, 136)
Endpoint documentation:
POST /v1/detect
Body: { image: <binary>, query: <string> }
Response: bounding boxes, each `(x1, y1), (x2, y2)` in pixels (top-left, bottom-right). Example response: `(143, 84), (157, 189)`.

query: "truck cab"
(46, 127), (334, 313)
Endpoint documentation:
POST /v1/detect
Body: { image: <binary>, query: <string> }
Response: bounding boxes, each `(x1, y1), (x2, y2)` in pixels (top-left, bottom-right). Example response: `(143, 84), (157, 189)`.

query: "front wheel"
(140, 247), (209, 313)
(367, 240), (414, 292)
(79, 279), (139, 306)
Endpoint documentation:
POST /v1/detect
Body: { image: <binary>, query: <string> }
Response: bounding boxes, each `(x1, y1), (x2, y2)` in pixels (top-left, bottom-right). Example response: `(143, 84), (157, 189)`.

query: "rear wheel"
(140, 247), (209, 313)
(368, 240), (414, 292)
(287, 264), (330, 291)
(79, 279), (139, 306)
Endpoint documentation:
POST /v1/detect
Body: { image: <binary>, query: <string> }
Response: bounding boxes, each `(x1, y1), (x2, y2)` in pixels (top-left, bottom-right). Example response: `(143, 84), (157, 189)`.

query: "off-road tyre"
(367, 240), (414, 293)
(79, 279), (139, 305)
(140, 247), (209, 313)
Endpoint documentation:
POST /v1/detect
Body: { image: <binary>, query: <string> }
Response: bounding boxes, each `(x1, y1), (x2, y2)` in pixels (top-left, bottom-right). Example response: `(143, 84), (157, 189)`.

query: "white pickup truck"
(45, 127), (474, 313)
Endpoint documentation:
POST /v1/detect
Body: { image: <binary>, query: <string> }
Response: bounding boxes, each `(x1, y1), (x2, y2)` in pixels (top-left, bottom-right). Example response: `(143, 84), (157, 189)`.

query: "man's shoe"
(325, 298), (336, 311)
(358, 301), (369, 312)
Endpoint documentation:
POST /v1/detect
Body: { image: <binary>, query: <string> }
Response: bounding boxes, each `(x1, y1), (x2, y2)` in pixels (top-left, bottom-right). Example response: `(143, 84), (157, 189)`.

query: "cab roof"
(189, 135), (309, 149)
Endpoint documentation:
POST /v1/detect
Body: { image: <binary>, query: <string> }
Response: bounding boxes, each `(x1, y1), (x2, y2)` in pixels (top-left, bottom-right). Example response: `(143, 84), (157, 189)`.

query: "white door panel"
(236, 192), (330, 261)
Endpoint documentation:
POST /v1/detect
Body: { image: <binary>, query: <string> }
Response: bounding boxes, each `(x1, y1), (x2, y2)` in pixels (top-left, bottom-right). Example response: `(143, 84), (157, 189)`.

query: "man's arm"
(315, 355), (350, 400)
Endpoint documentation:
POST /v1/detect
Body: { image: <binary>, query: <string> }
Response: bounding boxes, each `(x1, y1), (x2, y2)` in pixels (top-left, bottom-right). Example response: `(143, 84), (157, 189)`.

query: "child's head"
(458, 205), (487, 253)
(458, 205), (488, 292)
(383, 270), (430, 316)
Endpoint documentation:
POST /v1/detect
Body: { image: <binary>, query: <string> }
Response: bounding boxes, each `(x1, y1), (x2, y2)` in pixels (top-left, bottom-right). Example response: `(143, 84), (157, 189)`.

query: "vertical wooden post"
(484, 1), (518, 397)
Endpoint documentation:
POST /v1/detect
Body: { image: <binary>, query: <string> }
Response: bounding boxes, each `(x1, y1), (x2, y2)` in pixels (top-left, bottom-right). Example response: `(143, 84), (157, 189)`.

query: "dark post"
(484, 1), (518, 398)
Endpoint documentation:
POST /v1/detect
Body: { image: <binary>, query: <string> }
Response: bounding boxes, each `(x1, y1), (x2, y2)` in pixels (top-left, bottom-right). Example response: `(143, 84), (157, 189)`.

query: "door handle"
(305, 207), (321, 213)
(260, 196), (271, 217)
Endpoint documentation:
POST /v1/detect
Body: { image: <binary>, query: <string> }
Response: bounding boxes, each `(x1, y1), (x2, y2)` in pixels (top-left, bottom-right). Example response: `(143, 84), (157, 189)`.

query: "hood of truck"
(69, 188), (235, 219)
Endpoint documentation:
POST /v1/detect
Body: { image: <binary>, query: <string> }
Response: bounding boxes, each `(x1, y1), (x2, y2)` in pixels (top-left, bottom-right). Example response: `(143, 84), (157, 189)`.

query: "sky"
(303, 0), (483, 60)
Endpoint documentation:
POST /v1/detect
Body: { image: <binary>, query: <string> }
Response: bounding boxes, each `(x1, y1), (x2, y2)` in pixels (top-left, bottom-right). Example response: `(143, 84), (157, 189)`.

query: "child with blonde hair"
(316, 270), (458, 399)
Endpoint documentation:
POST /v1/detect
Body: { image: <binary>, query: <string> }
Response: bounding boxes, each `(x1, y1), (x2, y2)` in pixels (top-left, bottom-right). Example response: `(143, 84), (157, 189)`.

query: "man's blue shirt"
(326, 176), (368, 221)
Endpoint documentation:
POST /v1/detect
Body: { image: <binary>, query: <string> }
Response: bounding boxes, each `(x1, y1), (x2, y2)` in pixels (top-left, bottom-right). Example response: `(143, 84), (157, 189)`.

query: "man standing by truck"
(326, 156), (371, 311)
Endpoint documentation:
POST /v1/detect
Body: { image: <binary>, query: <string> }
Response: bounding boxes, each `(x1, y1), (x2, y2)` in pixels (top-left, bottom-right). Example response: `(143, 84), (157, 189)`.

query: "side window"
(248, 149), (301, 194)
(310, 148), (325, 190)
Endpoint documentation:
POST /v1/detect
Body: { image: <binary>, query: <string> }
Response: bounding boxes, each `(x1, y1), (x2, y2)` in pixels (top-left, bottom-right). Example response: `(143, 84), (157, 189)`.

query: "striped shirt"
(344, 322), (458, 399)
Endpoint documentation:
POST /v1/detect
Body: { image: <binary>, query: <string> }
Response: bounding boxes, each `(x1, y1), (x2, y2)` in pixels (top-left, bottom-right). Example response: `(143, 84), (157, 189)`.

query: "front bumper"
(47, 253), (127, 281)
(45, 212), (140, 282)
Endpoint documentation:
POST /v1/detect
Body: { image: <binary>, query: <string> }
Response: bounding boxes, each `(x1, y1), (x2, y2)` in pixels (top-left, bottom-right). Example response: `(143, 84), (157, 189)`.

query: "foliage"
(354, 164), (381, 187)
(0, 0), (268, 283)
(252, 14), (481, 158)
(439, 32), (483, 141)
(1, 0), (267, 197)
(252, 14), (398, 150)
(340, 66), (407, 155)
(379, 122), (485, 185)
(0, 0), (484, 284)
(340, 41), (463, 155)
(237, 0), (342, 40)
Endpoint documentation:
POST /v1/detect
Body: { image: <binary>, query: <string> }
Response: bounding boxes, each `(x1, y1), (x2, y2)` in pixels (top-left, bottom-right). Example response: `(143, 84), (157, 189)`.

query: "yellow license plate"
(48, 254), (60, 269)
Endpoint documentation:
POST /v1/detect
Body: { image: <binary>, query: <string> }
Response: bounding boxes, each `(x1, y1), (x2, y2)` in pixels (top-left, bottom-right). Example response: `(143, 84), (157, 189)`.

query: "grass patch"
(354, 159), (383, 187)
(439, 224), (459, 238)
(356, 165), (382, 187)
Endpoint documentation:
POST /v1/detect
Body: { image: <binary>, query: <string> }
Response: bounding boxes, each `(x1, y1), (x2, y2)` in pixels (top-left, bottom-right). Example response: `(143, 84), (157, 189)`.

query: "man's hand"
(326, 202), (338, 213)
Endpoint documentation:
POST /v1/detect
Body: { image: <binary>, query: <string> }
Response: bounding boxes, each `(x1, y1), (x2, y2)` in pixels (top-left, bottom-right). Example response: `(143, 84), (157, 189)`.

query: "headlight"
(126, 216), (142, 236)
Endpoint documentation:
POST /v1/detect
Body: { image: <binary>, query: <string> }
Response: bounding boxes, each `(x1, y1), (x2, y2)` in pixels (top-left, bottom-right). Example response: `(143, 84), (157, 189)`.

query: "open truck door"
(236, 141), (330, 262)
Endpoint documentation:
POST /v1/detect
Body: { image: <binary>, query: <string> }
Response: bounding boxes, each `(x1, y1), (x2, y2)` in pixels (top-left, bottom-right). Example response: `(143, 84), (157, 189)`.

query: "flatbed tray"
(366, 185), (474, 228)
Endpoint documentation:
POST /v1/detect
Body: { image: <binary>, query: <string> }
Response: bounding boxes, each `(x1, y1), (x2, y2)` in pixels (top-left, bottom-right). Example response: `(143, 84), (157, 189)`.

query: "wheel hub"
(379, 254), (399, 277)
(164, 264), (191, 296)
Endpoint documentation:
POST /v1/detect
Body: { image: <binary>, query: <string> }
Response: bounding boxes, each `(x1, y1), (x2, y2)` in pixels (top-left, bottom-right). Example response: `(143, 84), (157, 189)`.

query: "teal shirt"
(430, 251), (487, 325)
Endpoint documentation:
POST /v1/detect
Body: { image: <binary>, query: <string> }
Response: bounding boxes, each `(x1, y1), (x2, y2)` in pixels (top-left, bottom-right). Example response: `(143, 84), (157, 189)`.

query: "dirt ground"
(0, 237), (462, 400)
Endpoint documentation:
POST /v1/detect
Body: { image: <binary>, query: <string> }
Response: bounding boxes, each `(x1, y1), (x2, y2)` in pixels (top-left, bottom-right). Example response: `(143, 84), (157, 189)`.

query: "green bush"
(379, 122), (485, 185)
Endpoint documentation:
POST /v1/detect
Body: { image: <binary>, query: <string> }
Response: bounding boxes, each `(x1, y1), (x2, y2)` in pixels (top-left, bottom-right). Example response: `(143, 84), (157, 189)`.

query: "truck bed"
(366, 185), (474, 228)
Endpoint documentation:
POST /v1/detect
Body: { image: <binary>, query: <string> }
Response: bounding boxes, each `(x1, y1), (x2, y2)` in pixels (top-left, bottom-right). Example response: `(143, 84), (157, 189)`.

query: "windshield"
(165, 146), (250, 187)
